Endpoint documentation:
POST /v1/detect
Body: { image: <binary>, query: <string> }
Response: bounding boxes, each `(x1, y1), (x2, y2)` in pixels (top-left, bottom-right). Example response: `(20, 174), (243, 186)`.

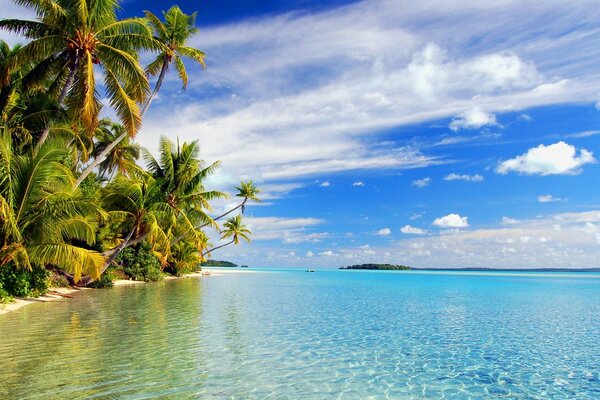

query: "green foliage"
(340, 264), (411, 271)
(116, 243), (163, 282)
(48, 272), (70, 288)
(200, 260), (237, 267)
(88, 268), (116, 288)
(0, 264), (49, 297)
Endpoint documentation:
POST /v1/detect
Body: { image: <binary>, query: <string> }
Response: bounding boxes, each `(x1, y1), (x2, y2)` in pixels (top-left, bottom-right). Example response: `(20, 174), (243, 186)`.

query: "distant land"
(413, 267), (600, 272)
(340, 264), (600, 272)
(200, 260), (237, 267)
(340, 264), (411, 271)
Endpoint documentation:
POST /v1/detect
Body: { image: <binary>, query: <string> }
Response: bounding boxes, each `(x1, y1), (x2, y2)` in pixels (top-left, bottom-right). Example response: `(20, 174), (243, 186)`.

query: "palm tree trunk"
(34, 61), (78, 153)
(141, 59), (168, 116)
(74, 60), (169, 188)
(202, 239), (234, 257)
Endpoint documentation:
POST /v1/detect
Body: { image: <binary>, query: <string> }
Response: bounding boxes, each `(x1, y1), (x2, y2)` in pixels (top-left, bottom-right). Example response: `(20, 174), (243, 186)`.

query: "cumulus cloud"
(497, 141), (596, 175)
(413, 177), (431, 188)
(245, 217), (325, 243)
(319, 181), (331, 187)
(401, 225), (427, 235)
(377, 228), (392, 236)
(432, 213), (469, 228)
(352, 181), (365, 186)
(444, 173), (484, 182)
(449, 107), (498, 131)
(502, 217), (520, 225)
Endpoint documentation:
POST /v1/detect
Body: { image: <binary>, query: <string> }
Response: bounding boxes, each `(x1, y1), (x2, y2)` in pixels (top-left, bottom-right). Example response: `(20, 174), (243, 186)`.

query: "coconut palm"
(98, 174), (170, 278)
(208, 181), (261, 225)
(0, 132), (104, 282)
(202, 215), (251, 257)
(144, 136), (225, 239)
(142, 5), (206, 115)
(77, 5), (206, 186)
(93, 119), (140, 180)
(0, 0), (162, 152)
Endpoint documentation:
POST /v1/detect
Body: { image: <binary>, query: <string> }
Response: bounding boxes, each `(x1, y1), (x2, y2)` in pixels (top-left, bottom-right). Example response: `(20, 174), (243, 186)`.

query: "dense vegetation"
(340, 264), (411, 271)
(200, 260), (238, 267)
(0, 0), (259, 302)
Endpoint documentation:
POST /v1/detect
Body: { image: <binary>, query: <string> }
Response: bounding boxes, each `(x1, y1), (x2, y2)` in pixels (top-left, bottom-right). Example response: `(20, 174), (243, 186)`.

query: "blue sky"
(2, 0), (600, 268)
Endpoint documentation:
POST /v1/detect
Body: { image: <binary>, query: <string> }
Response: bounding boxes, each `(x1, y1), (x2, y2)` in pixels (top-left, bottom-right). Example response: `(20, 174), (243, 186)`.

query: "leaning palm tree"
(0, 0), (162, 152)
(76, 5), (206, 186)
(93, 119), (141, 180)
(0, 132), (104, 282)
(207, 181), (261, 226)
(202, 215), (251, 257)
(142, 5), (206, 114)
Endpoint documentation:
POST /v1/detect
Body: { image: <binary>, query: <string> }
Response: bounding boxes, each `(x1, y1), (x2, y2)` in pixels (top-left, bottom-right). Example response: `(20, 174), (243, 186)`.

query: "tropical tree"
(97, 174), (170, 280)
(93, 119), (140, 180)
(207, 181), (261, 225)
(142, 5), (206, 114)
(202, 215), (251, 257)
(0, 132), (104, 282)
(76, 5), (206, 186)
(0, 0), (162, 152)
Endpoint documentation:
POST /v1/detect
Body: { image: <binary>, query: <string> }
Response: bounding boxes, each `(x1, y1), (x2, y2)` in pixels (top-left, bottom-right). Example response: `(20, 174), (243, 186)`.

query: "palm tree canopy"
(93, 118), (140, 179)
(144, 5), (205, 89)
(221, 215), (251, 245)
(236, 181), (261, 202)
(0, 0), (164, 136)
(0, 132), (104, 281)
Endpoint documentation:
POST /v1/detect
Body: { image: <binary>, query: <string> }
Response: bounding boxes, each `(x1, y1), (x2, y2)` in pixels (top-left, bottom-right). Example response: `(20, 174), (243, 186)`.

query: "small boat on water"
(306, 269), (315, 272)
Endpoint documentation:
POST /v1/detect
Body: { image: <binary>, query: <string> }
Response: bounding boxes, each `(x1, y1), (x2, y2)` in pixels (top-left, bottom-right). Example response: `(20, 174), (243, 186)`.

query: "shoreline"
(0, 268), (258, 316)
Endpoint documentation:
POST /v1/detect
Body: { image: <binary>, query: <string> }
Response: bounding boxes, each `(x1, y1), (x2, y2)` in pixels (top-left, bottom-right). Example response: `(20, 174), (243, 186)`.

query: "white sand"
(0, 287), (87, 315)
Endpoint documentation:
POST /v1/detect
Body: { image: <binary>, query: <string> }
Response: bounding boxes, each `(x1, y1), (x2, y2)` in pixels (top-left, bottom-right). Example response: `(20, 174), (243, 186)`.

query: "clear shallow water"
(1, 269), (600, 399)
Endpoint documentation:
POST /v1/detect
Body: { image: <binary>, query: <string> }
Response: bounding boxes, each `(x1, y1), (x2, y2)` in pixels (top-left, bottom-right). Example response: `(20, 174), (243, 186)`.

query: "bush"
(0, 281), (13, 304)
(0, 264), (49, 297)
(88, 268), (116, 288)
(48, 271), (70, 288)
(116, 243), (163, 282)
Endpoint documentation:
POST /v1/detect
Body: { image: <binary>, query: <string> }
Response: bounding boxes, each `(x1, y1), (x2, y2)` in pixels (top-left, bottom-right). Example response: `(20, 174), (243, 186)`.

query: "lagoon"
(1, 269), (600, 399)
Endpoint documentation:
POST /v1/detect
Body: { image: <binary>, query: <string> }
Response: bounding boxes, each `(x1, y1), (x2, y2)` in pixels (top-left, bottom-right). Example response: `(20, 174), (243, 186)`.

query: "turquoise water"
(1, 269), (600, 399)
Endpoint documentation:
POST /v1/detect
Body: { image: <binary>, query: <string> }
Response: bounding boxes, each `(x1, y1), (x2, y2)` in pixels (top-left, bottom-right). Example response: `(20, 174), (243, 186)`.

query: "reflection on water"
(1, 270), (600, 399)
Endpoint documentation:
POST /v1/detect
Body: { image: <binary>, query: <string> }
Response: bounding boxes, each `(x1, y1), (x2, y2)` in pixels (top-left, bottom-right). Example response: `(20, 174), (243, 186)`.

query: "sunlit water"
(1, 269), (600, 399)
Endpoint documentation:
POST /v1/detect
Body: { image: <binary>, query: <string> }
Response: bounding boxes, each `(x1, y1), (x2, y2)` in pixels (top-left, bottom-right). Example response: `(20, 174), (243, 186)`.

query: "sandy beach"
(0, 269), (259, 315)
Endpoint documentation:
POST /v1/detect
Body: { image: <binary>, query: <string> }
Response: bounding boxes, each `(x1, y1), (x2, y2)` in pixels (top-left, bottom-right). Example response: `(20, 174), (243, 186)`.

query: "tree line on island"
(340, 264), (411, 271)
(0, 0), (259, 302)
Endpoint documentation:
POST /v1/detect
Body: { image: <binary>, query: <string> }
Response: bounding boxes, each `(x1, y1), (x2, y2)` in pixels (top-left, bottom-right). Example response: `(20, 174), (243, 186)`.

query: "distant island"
(200, 260), (238, 267)
(340, 264), (411, 271)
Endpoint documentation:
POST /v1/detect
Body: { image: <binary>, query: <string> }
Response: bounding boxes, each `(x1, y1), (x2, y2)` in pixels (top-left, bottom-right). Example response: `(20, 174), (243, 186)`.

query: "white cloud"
(497, 141), (596, 175)
(538, 194), (562, 203)
(320, 181), (331, 187)
(377, 228), (392, 236)
(449, 107), (498, 131)
(444, 173), (484, 182)
(352, 181), (365, 186)
(433, 213), (469, 228)
(401, 225), (427, 235)
(413, 177), (431, 188)
(319, 250), (337, 257)
(502, 217), (520, 225)
(410, 213), (424, 220)
(306, 251), (314, 257)
(245, 217), (325, 243)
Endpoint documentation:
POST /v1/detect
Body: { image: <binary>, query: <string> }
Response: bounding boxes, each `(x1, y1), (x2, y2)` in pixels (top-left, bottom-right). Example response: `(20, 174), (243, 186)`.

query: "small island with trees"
(200, 260), (238, 267)
(339, 264), (411, 271)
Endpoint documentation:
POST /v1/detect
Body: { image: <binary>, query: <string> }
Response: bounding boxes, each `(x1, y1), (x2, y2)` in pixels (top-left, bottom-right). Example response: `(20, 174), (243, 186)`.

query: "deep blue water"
(1, 268), (599, 399)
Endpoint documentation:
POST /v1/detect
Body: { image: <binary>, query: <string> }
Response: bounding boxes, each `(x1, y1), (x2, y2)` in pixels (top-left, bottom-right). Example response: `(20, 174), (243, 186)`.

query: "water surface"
(1, 269), (599, 399)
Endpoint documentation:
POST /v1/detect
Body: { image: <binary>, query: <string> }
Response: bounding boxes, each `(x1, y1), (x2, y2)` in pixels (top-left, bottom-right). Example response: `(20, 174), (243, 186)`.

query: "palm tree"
(97, 174), (170, 279)
(142, 5), (206, 115)
(202, 215), (251, 257)
(0, 0), (161, 152)
(93, 119), (140, 180)
(76, 5), (206, 187)
(0, 132), (104, 282)
(144, 136), (225, 241)
(208, 181), (261, 225)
